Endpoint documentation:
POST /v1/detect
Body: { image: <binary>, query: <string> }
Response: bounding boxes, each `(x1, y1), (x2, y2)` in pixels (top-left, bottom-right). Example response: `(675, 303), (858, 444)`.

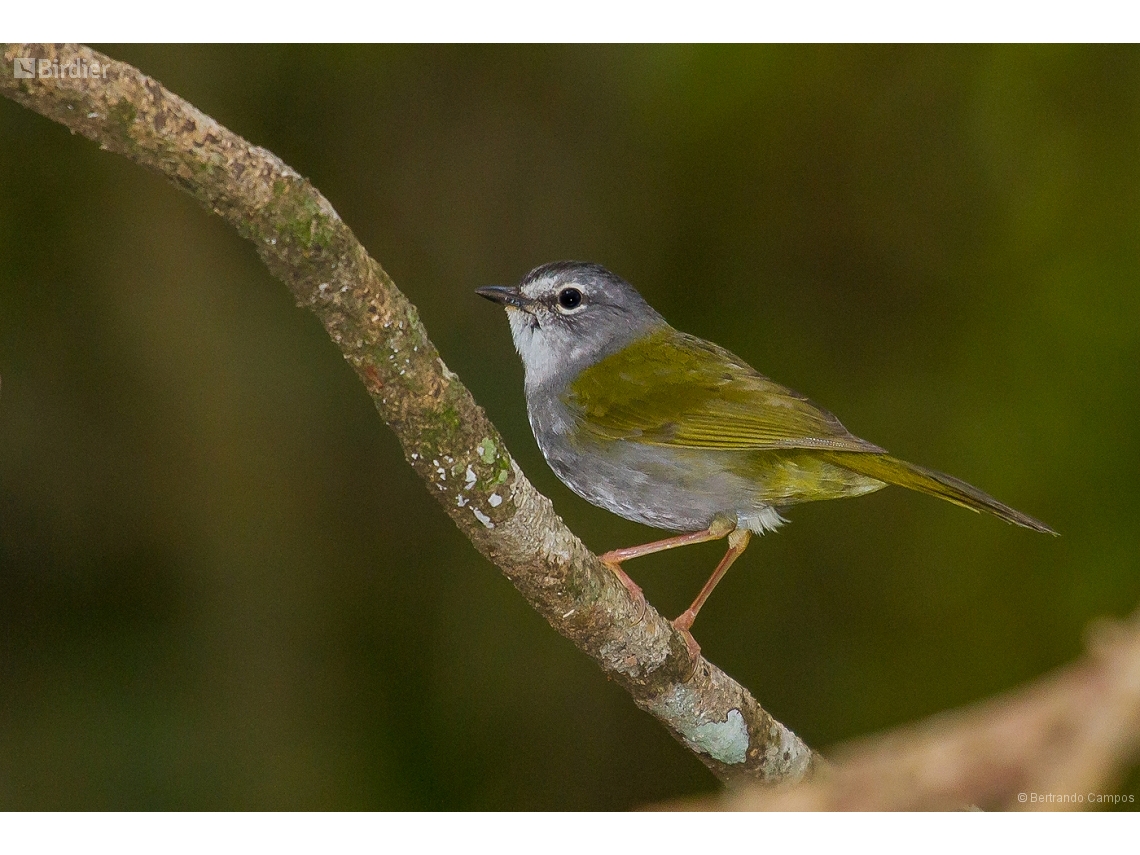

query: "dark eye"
(558, 287), (583, 310)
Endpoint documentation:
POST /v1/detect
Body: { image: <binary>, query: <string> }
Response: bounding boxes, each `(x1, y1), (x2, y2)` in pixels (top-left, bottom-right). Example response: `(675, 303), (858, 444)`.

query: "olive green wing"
(564, 329), (884, 453)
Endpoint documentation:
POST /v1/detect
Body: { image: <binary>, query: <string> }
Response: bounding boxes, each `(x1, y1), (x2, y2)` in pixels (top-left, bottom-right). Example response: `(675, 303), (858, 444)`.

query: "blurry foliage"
(0, 45), (1137, 809)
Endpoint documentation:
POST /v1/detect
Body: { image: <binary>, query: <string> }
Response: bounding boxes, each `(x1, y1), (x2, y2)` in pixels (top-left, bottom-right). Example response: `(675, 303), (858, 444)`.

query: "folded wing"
(564, 330), (884, 454)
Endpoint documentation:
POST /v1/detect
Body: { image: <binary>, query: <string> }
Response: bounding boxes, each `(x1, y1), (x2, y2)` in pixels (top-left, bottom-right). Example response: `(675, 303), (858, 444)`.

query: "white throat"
(507, 309), (571, 390)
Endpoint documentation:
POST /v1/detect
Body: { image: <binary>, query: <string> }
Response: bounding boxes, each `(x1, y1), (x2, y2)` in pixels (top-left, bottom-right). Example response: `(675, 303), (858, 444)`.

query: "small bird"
(477, 262), (1055, 645)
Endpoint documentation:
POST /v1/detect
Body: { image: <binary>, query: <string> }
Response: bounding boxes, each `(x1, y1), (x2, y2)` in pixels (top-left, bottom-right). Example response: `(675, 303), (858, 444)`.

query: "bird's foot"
(672, 610), (702, 659)
(601, 558), (647, 622)
(670, 620), (697, 661)
(673, 608), (695, 632)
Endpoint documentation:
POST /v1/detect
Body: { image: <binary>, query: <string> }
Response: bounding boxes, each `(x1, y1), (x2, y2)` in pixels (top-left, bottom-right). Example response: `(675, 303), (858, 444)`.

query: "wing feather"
(564, 330), (883, 454)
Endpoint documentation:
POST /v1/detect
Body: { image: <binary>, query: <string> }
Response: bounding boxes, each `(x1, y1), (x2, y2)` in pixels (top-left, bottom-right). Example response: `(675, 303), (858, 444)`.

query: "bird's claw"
(672, 608), (695, 633)
(672, 609), (702, 659)
(602, 558), (647, 623)
(673, 624), (702, 660)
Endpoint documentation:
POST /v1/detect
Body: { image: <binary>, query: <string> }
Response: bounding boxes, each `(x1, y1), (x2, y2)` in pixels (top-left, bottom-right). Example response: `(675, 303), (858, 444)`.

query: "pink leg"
(599, 516), (737, 624)
(673, 528), (753, 634)
(599, 516), (736, 567)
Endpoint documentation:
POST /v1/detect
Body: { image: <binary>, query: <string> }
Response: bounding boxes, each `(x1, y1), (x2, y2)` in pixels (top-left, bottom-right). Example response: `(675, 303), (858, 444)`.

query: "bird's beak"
(475, 285), (525, 309)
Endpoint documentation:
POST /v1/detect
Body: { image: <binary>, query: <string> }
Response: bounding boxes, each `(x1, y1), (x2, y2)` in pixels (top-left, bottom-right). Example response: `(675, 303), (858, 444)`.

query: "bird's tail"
(821, 452), (1057, 535)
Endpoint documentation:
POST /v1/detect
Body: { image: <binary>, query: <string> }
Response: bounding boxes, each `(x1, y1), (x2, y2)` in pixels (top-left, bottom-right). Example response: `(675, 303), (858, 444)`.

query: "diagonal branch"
(1, 43), (821, 784)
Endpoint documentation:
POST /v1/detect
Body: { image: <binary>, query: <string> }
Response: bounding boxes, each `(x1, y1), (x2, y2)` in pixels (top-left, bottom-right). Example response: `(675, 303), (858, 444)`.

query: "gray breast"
(524, 385), (783, 534)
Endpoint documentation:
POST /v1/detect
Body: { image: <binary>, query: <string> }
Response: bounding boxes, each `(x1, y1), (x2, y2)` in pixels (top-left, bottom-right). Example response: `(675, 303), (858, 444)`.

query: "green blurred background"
(0, 45), (1137, 809)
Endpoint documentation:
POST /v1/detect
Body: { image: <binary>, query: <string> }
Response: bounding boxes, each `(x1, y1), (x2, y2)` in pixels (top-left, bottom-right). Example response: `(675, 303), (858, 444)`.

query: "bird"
(476, 261), (1055, 646)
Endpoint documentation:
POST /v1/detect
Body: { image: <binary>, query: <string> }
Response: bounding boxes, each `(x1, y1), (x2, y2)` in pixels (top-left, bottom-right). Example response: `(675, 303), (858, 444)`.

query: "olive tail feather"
(824, 452), (1058, 535)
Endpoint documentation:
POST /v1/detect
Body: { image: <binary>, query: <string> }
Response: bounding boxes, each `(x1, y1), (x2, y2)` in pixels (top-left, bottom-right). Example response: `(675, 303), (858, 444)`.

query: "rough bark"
(1, 43), (821, 785)
(666, 609), (1140, 811)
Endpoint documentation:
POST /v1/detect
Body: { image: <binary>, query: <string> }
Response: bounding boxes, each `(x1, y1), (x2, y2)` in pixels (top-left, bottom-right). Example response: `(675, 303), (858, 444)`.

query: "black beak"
(475, 285), (524, 308)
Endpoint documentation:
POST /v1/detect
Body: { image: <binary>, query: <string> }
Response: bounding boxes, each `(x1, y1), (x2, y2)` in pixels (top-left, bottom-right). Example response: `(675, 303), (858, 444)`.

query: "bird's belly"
(539, 434), (883, 534)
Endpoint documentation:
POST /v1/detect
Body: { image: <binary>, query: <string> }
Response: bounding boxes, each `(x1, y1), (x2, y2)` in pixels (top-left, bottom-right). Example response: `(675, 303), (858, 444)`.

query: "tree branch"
(1, 43), (820, 785)
(666, 607), (1140, 810)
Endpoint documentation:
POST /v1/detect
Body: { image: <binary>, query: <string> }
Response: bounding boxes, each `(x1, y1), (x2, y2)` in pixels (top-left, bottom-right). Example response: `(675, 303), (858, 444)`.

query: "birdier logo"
(12, 57), (109, 79)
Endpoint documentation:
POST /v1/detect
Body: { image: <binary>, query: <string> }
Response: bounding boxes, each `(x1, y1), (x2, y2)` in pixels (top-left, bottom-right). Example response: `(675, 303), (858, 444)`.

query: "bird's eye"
(557, 287), (583, 311)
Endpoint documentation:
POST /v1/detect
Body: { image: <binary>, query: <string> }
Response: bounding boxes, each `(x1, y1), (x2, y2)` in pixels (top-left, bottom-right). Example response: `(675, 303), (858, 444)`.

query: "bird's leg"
(599, 515), (737, 567)
(599, 515), (737, 619)
(672, 527), (753, 634)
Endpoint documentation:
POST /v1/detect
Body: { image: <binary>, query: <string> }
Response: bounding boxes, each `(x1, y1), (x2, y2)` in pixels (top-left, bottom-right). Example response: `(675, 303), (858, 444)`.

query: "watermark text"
(1017, 791), (1134, 806)
(13, 57), (109, 80)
